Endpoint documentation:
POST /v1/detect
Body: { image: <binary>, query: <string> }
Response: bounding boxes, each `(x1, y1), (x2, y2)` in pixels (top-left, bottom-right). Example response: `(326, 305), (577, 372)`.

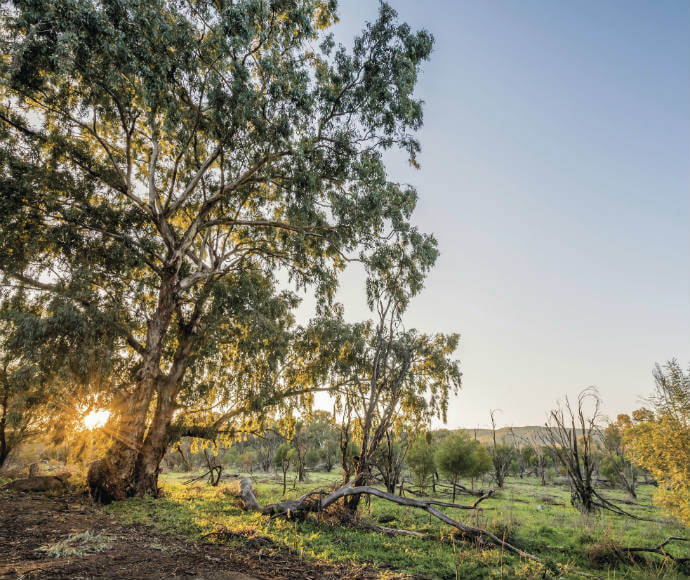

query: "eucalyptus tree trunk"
(87, 272), (184, 501)
(0, 389), (8, 468)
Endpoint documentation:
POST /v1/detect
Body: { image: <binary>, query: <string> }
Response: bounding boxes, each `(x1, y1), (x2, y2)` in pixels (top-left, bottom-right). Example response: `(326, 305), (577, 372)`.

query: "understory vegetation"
(106, 470), (688, 579)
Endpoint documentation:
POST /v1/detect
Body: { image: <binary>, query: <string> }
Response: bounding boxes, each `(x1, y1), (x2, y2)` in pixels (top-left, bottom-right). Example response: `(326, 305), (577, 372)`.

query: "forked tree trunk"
(87, 274), (179, 502)
(343, 470), (367, 512)
(132, 389), (180, 496)
(88, 380), (184, 501)
(86, 383), (158, 502)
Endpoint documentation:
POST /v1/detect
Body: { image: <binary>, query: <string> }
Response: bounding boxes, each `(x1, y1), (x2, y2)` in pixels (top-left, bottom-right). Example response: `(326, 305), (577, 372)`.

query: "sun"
(83, 409), (110, 430)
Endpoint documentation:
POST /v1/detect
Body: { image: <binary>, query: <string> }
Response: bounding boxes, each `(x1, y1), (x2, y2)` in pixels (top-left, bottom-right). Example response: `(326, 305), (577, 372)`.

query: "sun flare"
(83, 409), (110, 430)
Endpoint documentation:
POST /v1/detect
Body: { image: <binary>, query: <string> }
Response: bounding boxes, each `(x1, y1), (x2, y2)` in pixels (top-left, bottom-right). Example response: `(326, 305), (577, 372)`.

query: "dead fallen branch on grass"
(183, 450), (223, 486)
(414, 490), (495, 510)
(591, 490), (655, 521)
(619, 536), (689, 565)
(433, 483), (488, 498)
(2, 473), (71, 492)
(230, 477), (539, 562)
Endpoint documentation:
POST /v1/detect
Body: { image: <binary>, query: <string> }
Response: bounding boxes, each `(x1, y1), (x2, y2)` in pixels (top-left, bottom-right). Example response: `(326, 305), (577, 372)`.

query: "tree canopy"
(625, 360), (690, 525)
(0, 0), (452, 500)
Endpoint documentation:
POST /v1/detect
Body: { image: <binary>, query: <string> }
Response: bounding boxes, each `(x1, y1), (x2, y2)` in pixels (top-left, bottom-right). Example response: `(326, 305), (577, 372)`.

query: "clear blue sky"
(305, 1), (690, 428)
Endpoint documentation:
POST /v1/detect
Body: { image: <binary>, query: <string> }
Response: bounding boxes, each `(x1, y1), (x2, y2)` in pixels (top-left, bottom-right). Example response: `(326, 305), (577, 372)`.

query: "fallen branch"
(591, 490), (654, 521)
(620, 536), (689, 564)
(231, 477), (539, 562)
(359, 522), (425, 538)
(434, 483), (487, 497)
(418, 490), (495, 510)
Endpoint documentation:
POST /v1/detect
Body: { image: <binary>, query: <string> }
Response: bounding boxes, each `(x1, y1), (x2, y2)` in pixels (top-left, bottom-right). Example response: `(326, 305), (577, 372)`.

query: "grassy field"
(106, 470), (689, 579)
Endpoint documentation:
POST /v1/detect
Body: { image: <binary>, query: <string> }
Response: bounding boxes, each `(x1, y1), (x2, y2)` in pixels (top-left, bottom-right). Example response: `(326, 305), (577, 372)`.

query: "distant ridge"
(434, 426), (585, 445)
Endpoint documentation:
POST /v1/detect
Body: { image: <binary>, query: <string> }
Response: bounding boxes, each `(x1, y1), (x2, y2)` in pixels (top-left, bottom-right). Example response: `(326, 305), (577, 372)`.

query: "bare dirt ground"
(0, 489), (393, 579)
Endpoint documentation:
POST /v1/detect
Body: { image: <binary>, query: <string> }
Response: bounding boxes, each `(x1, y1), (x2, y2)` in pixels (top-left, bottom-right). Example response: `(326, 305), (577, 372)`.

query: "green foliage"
(0, 302), (62, 466)
(600, 415), (640, 496)
(274, 443), (294, 469)
(406, 435), (435, 489)
(304, 447), (320, 469)
(471, 443), (493, 479)
(0, 0), (440, 488)
(434, 432), (491, 499)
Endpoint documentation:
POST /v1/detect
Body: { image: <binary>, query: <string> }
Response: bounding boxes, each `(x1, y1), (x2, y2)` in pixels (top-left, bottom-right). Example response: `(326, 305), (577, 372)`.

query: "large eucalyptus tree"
(0, 0), (435, 500)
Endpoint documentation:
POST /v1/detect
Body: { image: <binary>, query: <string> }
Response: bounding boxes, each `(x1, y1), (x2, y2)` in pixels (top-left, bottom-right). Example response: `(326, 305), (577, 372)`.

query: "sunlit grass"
(106, 471), (689, 579)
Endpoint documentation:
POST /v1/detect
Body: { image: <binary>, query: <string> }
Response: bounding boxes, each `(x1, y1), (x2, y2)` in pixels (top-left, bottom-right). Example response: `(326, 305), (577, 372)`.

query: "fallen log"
(2, 473), (71, 492)
(231, 477), (539, 562)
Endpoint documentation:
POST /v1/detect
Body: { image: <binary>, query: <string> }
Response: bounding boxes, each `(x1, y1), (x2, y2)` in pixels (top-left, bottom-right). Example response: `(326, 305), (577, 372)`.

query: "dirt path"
(0, 489), (396, 579)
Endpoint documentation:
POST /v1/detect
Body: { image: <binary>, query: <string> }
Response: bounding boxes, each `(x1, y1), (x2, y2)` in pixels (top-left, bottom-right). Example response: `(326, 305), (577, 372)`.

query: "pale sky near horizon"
(298, 1), (690, 429)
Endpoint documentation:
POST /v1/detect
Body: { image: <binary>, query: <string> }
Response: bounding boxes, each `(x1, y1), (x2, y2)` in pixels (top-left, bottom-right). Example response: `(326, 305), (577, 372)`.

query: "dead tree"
(541, 389), (639, 518)
(184, 448), (222, 486)
(489, 410), (510, 488)
(601, 416), (638, 499)
(541, 390), (600, 513)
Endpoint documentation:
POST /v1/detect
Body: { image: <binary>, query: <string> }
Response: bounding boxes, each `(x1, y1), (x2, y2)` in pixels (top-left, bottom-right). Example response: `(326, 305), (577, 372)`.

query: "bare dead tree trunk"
(541, 389), (604, 514)
(489, 410), (508, 488)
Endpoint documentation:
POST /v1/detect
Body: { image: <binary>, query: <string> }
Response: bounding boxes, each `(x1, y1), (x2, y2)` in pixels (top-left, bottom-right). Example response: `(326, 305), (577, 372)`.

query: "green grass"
(106, 471), (689, 579)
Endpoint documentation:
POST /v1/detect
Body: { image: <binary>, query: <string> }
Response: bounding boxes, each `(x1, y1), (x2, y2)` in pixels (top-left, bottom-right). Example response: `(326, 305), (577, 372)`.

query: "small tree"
(625, 360), (690, 524)
(328, 235), (461, 512)
(255, 429), (283, 473)
(435, 432), (482, 502)
(291, 422), (309, 482)
(522, 431), (550, 486)
(600, 415), (639, 498)
(240, 451), (256, 475)
(305, 410), (338, 472)
(488, 410), (511, 488)
(406, 434), (436, 492)
(372, 429), (409, 494)
(274, 443), (294, 496)
(305, 448), (321, 470)
(467, 444), (492, 490)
